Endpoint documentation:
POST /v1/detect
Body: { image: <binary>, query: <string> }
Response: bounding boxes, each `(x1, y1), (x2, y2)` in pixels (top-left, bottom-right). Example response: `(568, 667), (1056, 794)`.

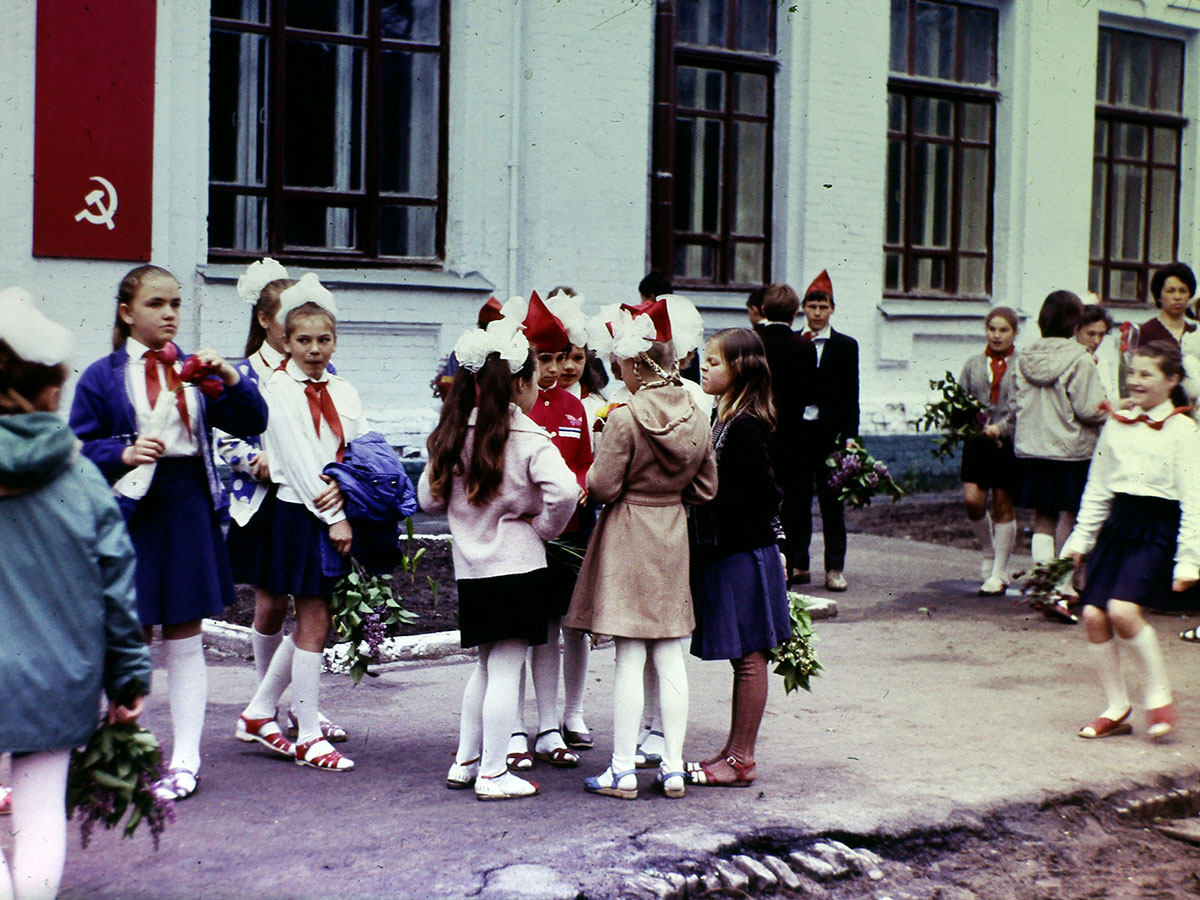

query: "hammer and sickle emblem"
(74, 176), (118, 230)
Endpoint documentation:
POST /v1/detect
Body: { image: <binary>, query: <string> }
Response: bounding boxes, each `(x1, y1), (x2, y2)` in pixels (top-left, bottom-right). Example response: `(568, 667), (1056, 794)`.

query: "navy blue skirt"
(227, 486), (276, 585)
(457, 568), (552, 649)
(1080, 494), (1189, 612)
(960, 435), (1016, 490)
(126, 458), (234, 626)
(247, 499), (336, 598)
(691, 545), (791, 661)
(1015, 457), (1091, 515)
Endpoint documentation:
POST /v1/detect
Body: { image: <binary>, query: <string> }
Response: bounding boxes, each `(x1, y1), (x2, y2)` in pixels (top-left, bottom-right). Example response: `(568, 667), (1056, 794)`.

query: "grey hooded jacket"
(1012, 338), (1108, 461)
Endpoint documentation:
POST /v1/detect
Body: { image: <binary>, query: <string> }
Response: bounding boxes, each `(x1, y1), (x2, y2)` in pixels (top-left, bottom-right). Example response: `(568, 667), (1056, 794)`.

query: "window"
(650, 0), (775, 289)
(1089, 28), (1185, 305)
(884, 0), (997, 300)
(208, 0), (448, 264)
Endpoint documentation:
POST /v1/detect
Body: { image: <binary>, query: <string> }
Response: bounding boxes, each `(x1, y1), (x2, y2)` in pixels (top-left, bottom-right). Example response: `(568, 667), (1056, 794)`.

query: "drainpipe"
(506, 0), (524, 299)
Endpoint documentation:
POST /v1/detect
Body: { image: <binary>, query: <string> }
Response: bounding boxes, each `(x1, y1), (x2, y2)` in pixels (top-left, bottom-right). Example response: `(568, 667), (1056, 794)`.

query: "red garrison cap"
(522, 291), (570, 351)
(804, 269), (833, 300)
(619, 298), (673, 342)
(477, 296), (504, 328)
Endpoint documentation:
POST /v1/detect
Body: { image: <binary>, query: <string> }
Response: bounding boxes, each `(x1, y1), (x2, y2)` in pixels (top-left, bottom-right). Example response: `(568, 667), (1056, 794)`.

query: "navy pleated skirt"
(248, 498), (335, 598)
(126, 458), (234, 626)
(227, 486), (276, 585)
(691, 545), (791, 661)
(1015, 457), (1091, 515)
(457, 568), (552, 649)
(1080, 493), (1191, 612)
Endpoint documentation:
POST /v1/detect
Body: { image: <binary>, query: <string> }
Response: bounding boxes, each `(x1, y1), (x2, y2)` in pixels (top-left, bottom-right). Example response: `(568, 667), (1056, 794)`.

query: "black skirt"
(1080, 494), (1191, 611)
(1015, 458), (1091, 514)
(457, 568), (553, 649)
(960, 435), (1017, 490)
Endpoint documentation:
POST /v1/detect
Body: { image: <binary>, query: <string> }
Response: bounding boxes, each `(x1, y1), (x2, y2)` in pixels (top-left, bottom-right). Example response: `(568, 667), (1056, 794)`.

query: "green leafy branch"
(911, 371), (989, 461)
(329, 558), (418, 685)
(767, 592), (824, 695)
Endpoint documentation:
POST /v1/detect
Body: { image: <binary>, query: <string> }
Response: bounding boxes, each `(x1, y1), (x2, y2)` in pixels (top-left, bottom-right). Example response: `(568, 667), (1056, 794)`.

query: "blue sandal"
(584, 767), (638, 800)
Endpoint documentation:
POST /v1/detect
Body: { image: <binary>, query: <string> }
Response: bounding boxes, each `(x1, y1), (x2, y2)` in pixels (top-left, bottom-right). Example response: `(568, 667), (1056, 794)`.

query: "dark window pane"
(283, 40), (365, 191)
(286, 0), (365, 34)
(1088, 265), (1102, 295)
(961, 102), (990, 142)
(915, 256), (948, 291)
(912, 96), (953, 137)
(674, 116), (724, 234)
(733, 121), (767, 234)
(885, 139), (905, 245)
(1148, 168), (1177, 263)
(888, 93), (905, 132)
(382, 0), (441, 43)
(210, 30), (269, 186)
(960, 147), (989, 253)
(889, 0), (907, 74)
(213, 0), (267, 23)
(732, 242), (764, 284)
(911, 142), (952, 248)
(675, 243), (716, 281)
(1110, 164), (1146, 262)
(1152, 127), (1178, 165)
(913, 1), (954, 80)
(1114, 122), (1147, 161)
(380, 50), (439, 196)
(1096, 30), (1110, 102)
(959, 6), (996, 85)
(1113, 35), (1151, 108)
(677, 67), (724, 111)
(1155, 40), (1183, 112)
(678, 0), (726, 48)
(1108, 268), (1139, 303)
(380, 205), (437, 257)
(959, 255), (986, 295)
(733, 72), (768, 116)
(884, 252), (902, 290)
(1090, 161), (1108, 259)
(735, 0), (770, 52)
(282, 201), (360, 251)
(1094, 121), (1108, 157)
(209, 193), (267, 252)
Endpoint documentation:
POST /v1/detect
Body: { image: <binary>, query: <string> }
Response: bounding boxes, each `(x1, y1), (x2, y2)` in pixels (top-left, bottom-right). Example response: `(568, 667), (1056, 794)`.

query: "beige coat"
(564, 384), (717, 639)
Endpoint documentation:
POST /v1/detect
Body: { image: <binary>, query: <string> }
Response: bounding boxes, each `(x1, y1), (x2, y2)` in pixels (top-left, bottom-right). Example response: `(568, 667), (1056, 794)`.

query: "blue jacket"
(69, 343), (269, 517)
(320, 431), (418, 576)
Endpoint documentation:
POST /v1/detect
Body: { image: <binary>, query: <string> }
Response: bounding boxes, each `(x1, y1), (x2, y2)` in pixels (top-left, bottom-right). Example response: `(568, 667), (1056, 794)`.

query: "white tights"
(512, 620), (591, 741)
(457, 640), (528, 777)
(612, 638), (688, 774)
(0, 750), (70, 900)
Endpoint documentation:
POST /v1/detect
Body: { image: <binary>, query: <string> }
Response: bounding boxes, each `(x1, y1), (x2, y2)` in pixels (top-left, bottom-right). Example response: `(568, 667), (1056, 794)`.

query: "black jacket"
(695, 415), (782, 557)
(808, 329), (859, 444)
(754, 322), (817, 441)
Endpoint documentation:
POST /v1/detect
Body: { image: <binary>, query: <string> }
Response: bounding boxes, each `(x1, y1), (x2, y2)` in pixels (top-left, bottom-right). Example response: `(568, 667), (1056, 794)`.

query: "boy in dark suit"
(752, 283), (817, 584)
(795, 270), (859, 591)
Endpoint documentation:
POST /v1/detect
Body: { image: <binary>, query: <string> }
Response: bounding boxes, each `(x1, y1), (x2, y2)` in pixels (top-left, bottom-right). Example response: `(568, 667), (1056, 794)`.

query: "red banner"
(32, 0), (156, 261)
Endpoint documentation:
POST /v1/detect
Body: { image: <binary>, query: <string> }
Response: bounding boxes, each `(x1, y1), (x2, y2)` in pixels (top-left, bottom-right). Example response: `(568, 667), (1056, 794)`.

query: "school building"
(1, 0), (1195, 453)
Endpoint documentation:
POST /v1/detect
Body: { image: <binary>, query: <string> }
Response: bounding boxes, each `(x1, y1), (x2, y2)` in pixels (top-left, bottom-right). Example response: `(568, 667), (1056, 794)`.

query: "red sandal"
(685, 754), (756, 787)
(236, 714), (296, 759)
(295, 737), (354, 771)
(1078, 708), (1132, 739)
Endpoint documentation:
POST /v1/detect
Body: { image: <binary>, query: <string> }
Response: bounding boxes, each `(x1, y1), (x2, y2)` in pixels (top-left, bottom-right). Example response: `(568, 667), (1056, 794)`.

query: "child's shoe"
(447, 756), (480, 789)
(584, 766), (638, 800)
(475, 771), (539, 801)
(655, 766), (686, 799)
(295, 737), (354, 772)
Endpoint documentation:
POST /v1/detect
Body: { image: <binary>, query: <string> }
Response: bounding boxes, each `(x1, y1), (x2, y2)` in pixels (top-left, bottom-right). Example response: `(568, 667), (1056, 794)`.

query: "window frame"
(1088, 26), (1187, 307)
(208, 0), (450, 267)
(650, 0), (777, 291)
(884, 0), (999, 302)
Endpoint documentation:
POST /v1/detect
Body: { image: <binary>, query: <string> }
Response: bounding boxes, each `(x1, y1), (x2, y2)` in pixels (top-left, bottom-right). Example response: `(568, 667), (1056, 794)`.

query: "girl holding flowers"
(235, 275), (365, 772)
(686, 328), (791, 788)
(1, 288), (151, 900)
(958, 307), (1020, 596)
(565, 301), (717, 800)
(419, 318), (578, 800)
(1062, 341), (1199, 740)
(70, 266), (267, 801)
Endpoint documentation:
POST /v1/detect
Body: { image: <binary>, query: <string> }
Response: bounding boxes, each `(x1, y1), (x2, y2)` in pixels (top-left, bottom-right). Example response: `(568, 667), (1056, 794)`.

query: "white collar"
(1143, 399), (1180, 422)
(285, 359), (329, 383)
(258, 343), (286, 368)
(760, 321), (793, 328)
(126, 336), (163, 361)
(805, 324), (832, 340)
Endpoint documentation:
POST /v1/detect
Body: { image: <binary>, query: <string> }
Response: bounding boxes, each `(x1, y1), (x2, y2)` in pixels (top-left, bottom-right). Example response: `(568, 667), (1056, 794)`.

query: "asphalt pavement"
(42, 531), (1200, 900)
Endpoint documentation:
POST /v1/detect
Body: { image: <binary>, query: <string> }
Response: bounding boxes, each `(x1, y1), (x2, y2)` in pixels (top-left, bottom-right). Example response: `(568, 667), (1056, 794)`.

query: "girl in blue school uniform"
(236, 274), (365, 772)
(217, 259), (347, 744)
(69, 265), (268, 801)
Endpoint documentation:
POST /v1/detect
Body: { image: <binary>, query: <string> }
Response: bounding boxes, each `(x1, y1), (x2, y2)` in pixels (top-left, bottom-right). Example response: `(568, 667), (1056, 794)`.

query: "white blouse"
(124, 336), (198, 457)
(262, 359), (368, 524)
(1062, 400), (1200, 581)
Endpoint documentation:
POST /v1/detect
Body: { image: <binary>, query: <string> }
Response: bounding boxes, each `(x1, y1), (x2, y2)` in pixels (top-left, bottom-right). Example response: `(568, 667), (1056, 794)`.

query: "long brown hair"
(112, 265), (178, 350)
(425, 348), (537, 506)
(708, 328), (776, 428)
(244, 278), (297, 357)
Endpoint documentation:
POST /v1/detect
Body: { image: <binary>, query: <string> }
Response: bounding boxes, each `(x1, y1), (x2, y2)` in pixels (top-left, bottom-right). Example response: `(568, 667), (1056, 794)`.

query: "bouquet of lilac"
(912, 371), (989, 461)
(329, 558), (417, 684)
(66, 723), (175, 850)
(767, 592), (824, 694)
(826, 438), (904, 509)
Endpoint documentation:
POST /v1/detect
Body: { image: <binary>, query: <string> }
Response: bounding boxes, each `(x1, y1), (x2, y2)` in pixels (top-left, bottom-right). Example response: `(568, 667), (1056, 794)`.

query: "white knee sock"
(481, 641), (528, 777)
(165, 635), (207, 774)
(530, 620), (563, 740)
(251, 626), (283, 683)
(561, 625), (590, 733)
(990, 520), (1017, 583)
(290, 648), (324, 745)
(456, 651), (489, 765)
(6, 750), (70, 900)
(1120, 625), (1172, 709)
(968, 514), (994, 571)
(509, 660), (529, 750)
(650, 639), (689, 775)
(612, 639), (648, 773)
(244, 636), (295, 720)
(1031, 532), (1055, 565)
(1088, 640), (1130, 720)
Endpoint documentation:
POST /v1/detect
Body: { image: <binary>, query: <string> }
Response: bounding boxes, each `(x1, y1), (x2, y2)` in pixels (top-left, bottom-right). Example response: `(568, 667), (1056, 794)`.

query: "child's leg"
(611, 638), (648, 773)
(480, 640), (529, 777)
(1053, 510), (1076, 558)
(1030, 511), (1056, 563)
(1111, 601), (1173, 714)
(244, 636), (296, 719)
(7, 749), (70, 900)
(507, 662), (531, 765)
(963, 482), (993, 577)
(561, 624), (590, 735)
(649, 638), (689, 776)
(455, 645), (491, 765)
(531, 620), (574, 759)
(727, 651), (768, 764)
(989, 489), (1017, 585)
(162, 622), (206, 777)
(290, 595), (331, 746)
(1081, 606), (1129, 724)
(637, 651), (666, 764)
(251, 587), (288, 682)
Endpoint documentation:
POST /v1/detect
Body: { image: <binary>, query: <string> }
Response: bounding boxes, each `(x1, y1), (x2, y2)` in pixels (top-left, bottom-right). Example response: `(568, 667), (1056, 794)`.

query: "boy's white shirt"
(262, 359), (367, 524)
(1062, 399), (1200, 580)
